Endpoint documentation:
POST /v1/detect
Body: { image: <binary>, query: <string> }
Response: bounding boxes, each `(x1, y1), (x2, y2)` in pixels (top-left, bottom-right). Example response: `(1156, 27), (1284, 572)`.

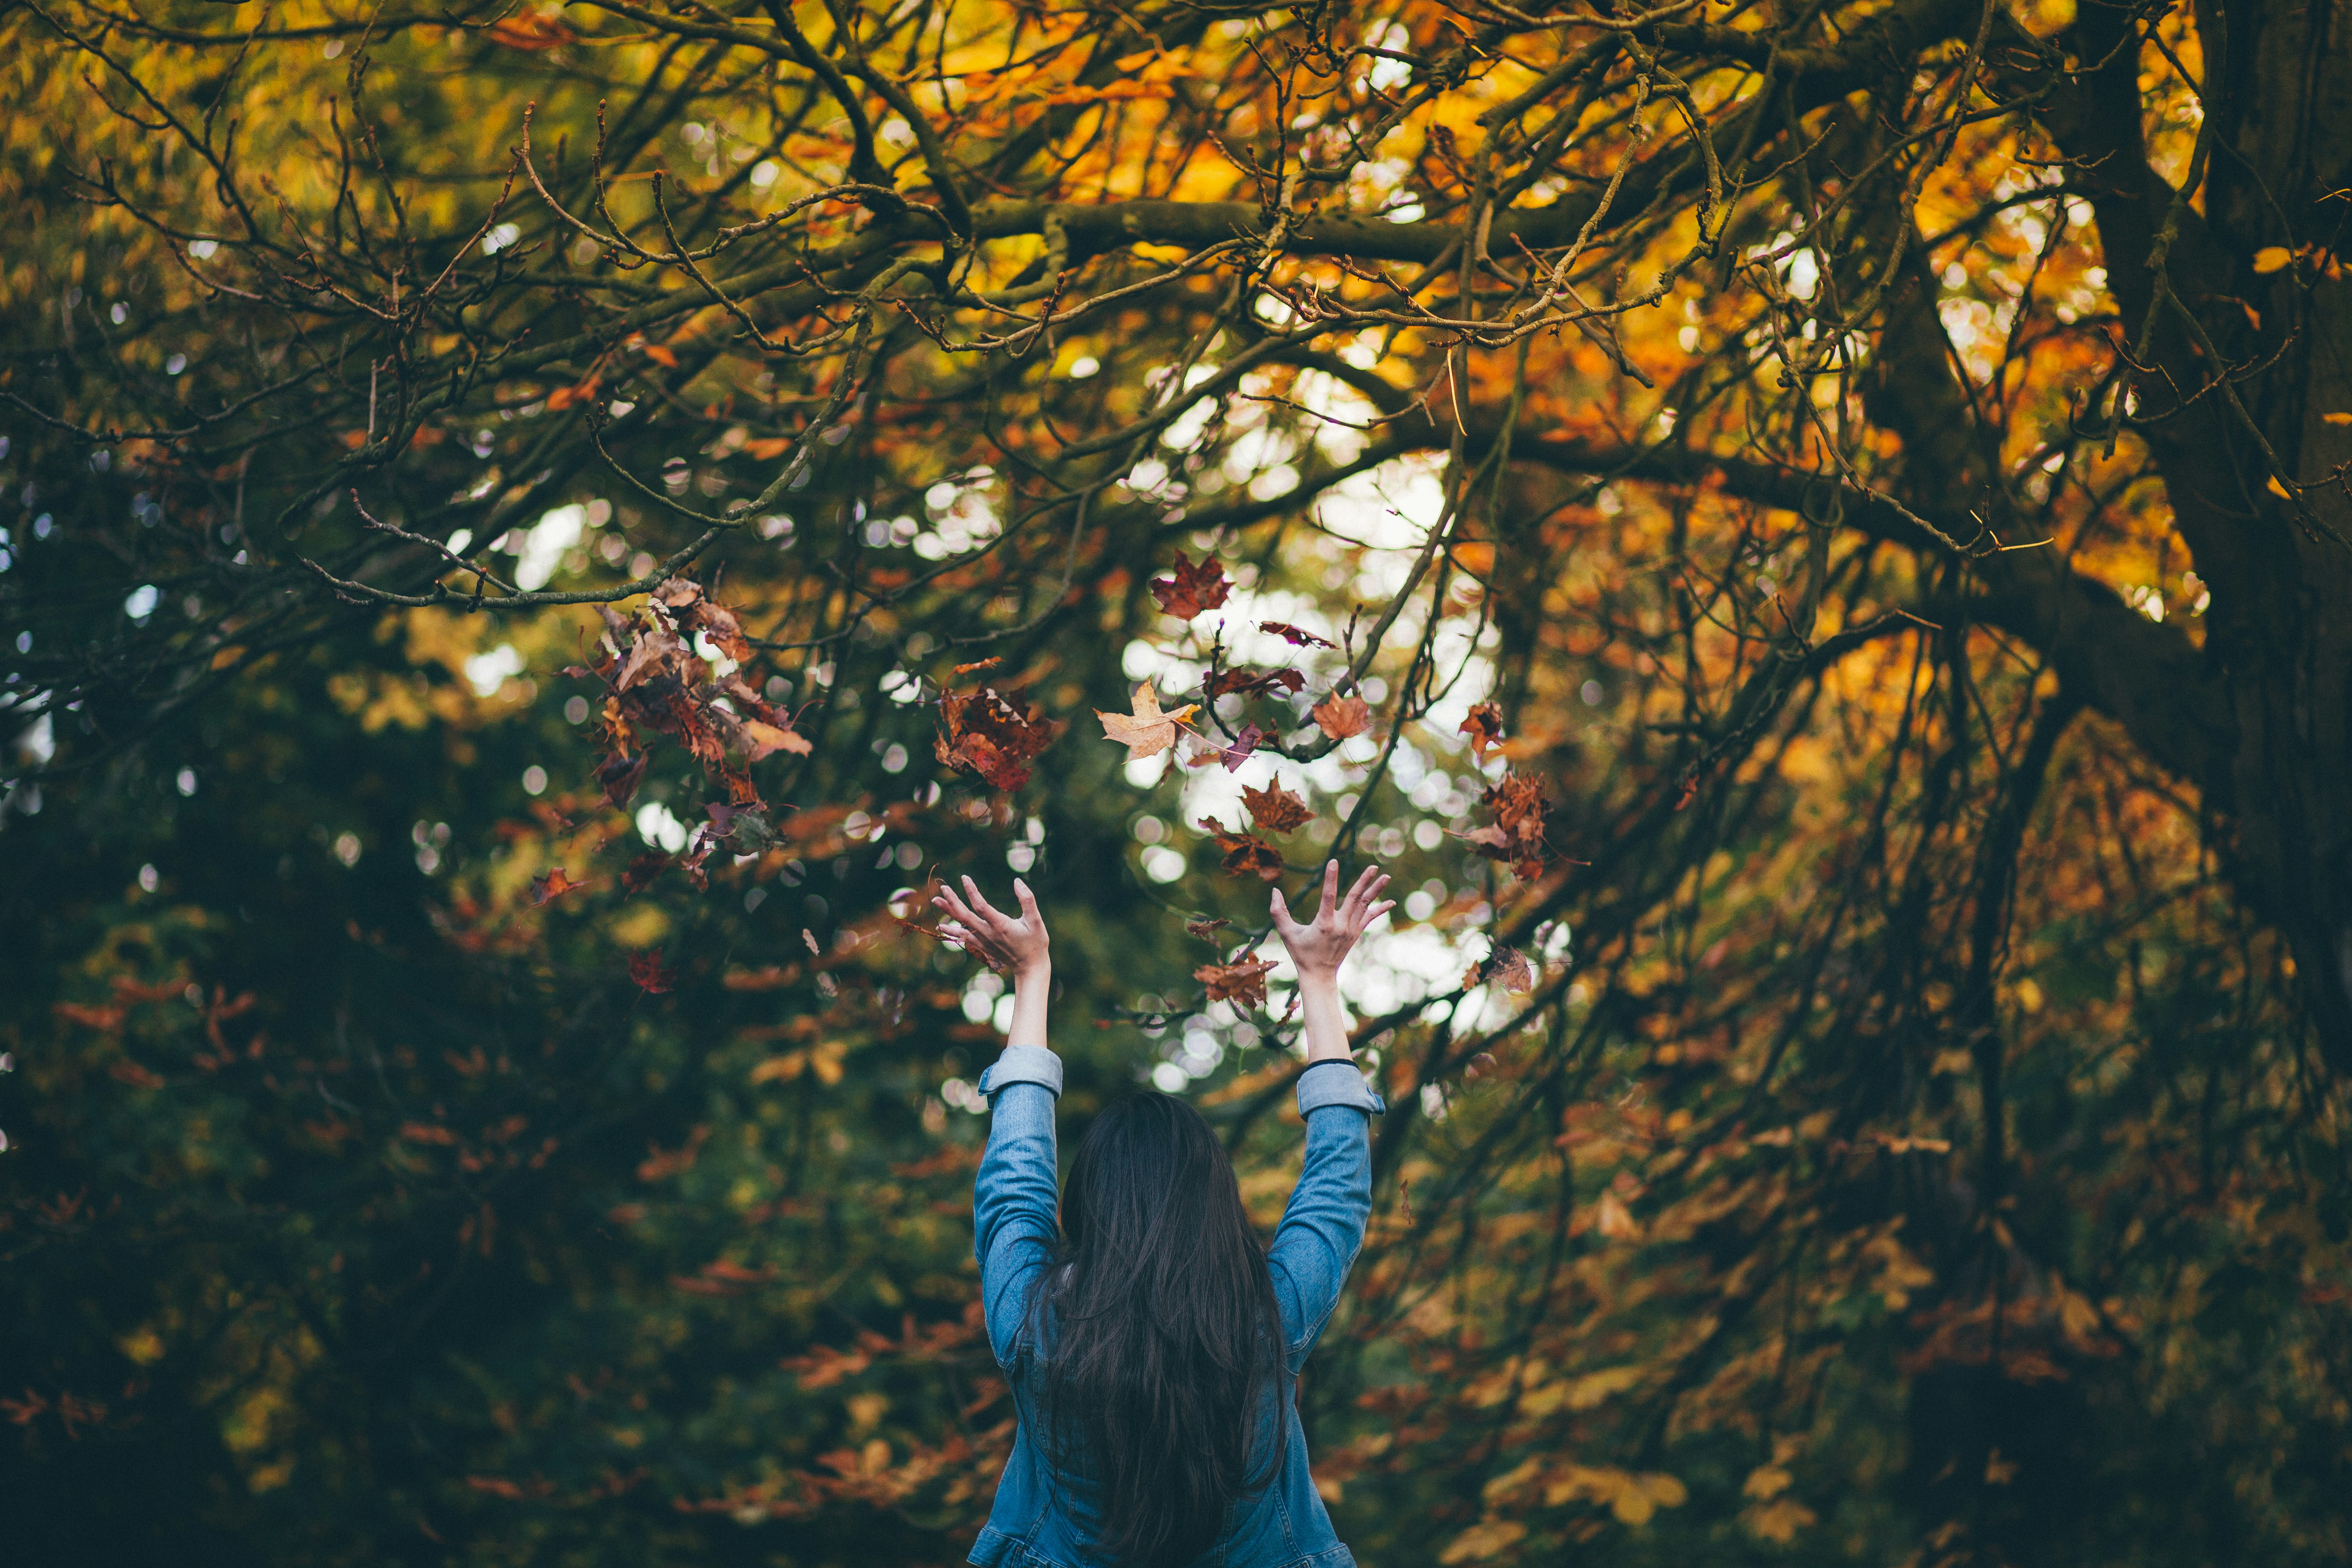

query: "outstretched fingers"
(961, 875), (1009, 928)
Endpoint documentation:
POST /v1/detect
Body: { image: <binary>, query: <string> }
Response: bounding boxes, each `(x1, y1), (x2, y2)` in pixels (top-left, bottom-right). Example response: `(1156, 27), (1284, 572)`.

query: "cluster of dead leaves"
(935, 684), (1058, 791)
(564, 577), (810, 886)
(1458, 771), (1553, 878)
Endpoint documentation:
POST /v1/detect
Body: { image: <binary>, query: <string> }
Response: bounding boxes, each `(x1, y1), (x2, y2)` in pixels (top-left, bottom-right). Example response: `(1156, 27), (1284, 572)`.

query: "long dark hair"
(1024, 1091), (1285, 1568)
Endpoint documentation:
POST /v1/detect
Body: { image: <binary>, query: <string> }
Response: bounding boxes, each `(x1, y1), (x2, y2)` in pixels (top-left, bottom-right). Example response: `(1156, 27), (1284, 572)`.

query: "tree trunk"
(2056, 0), (2352, 1060)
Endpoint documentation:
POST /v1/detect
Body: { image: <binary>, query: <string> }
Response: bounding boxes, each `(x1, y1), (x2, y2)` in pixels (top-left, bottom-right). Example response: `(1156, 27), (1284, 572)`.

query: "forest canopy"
(3, 0), (2349, 1562)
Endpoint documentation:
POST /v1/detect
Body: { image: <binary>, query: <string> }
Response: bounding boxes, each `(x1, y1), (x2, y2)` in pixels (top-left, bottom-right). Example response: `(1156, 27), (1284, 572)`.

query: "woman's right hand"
(934, 876), (1051, 979)
(1271, 860), (1394, 983)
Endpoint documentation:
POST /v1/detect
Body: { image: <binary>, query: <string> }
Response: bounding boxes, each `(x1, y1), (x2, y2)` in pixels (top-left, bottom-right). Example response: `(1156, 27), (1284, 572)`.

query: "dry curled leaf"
(738, 718), (812, 761)
(1098, 684), (1197, 761)
(1493, 946), (1536, 994)
(628, 950), (678, 994)
(596, 750), (650, 811)
(1185, 916), (1231, 940)
(1199, 817), (1285, 882)
(1150, 553), (1231, 619)
(531, 867), (588, 905)
(1459, 701), (1504, 761)
(1241, 781), (1312, 835)
(1206, 665), (1305, 700)
(1259, 621), (1335, 648)
(1310, 690), (1372, 740)
(1196, 957), (1278, 1008)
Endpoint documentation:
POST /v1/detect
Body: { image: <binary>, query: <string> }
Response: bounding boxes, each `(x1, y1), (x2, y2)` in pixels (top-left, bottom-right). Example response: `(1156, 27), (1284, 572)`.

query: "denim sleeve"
(972, 1046), (1063, 1368)
(1266, 1061), (1383, 1372)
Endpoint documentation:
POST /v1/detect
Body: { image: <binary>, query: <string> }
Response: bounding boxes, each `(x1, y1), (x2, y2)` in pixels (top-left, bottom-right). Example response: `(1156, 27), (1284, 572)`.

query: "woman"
(934, 861), (1394, 1568)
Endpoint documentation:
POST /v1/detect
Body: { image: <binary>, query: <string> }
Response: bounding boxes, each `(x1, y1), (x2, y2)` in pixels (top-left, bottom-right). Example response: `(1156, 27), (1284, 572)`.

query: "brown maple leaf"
(628, 950), (678, 994)
(1150, 554), (1231, 619)
(1196, 957), (1278, 1009)
(1185, 916), (1232, 940)
(1098, 684), (1198, 760)
(1259, 621), (1335, 648)
(1459, 701), (1504, 761)
(1241, 781), (1312, 835)
(936, 687), (1058, 791)
(1198, 817), (1285, 881)
(1310, 690), (1372, 740)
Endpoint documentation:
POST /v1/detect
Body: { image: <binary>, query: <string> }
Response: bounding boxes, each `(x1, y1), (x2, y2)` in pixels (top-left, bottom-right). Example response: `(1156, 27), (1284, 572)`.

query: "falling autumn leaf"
(1492, 946), (1536, 993)
(1311, 690), (1372, 741)
(622, 852), (672, 894)
(735, 718), (812, 761)
(531, 867), (588, 904)
(1097, 684), (1197, 760)
(1459, 701), (1505, 761)
(1241, 781), (1312, 835)
(2250, 246), (2294, 273)
(484, 10), (577, 49)
(1259, 621), (1335, 648)
(596, 751), (650, 811)
(1185, 916), (1231, 940)
(1196, 956), (1278, 1008)
(628, 950), (678, 994)
(1198, 817), (1285, 881)
(544, 376), (600, 412)
(1205, 665), (1305, 700)
(1150, 553), (1232, 619)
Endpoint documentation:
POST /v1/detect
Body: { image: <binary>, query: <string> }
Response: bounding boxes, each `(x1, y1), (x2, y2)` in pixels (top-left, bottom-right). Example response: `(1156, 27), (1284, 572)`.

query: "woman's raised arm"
(942, 877), (1063, 1367)
(1266, 861), (1393, 1367)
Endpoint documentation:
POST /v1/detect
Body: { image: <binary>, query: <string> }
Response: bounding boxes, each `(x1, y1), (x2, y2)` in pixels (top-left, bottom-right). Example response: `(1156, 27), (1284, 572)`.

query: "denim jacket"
(968, 1045), (1385, 1568)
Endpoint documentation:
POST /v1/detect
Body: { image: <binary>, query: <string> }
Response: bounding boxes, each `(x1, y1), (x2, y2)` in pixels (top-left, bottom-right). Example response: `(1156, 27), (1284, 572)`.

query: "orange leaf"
(545, 376), (600, 412)
(483, 11), (576, 49)
(1447, 541), (1496, 576)
(1196, 957), (1278, 1008)
(1241, 781), (1312, 835)
(1458, 701), (1504, 760)
(1310, 691), (1371, 740)
(642, 343), (680, 369)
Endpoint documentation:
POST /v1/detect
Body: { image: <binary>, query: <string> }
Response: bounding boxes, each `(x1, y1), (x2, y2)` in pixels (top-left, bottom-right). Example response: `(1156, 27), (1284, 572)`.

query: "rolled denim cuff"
(977, 1044), (1063, 1101)
(1298, 1059), (1385, 1117)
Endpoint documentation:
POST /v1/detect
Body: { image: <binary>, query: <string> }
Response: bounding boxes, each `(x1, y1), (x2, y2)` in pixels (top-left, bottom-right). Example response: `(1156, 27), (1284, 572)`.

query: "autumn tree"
(4, 0), (2349, 1563)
